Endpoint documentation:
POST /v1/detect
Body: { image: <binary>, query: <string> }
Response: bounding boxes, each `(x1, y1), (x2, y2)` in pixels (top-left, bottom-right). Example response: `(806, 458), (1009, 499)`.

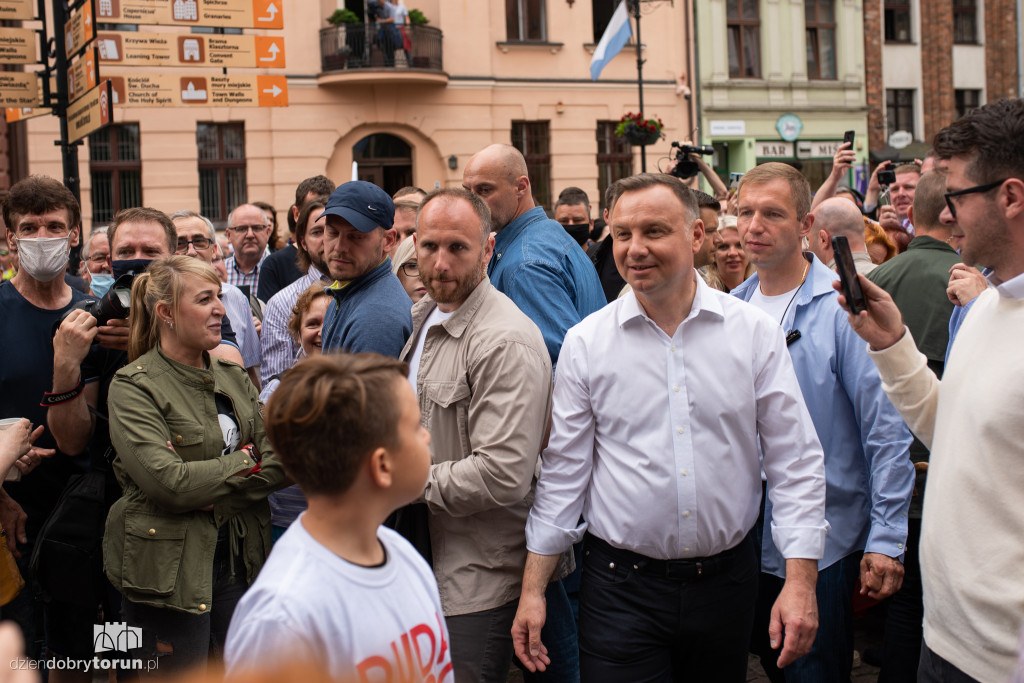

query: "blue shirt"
(321, 258), (413, 358)
(487, 207), (606, 365)
(732, 255), (914, 575)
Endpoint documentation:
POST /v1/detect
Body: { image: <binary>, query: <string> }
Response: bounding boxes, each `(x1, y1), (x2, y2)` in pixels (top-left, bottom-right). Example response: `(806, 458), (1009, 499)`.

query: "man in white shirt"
(512, 173), (828, 681)
(838, 97), (1024, 683)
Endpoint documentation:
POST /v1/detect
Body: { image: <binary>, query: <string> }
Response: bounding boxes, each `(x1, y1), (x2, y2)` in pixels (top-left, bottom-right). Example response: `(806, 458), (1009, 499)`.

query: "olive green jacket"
(103, 346), (285, 614)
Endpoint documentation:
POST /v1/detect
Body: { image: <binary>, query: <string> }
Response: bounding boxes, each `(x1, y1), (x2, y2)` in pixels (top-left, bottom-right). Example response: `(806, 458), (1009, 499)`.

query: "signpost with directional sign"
(0, 27), (38, 65)
(105, 73), (287, 107)
(67, 80), (112, 143)
(0, 0), (35, 20)
(93, 0), (283, 29)
(5, 107), (52, 122)
(68, 47), (100, 102)
(0, 72), (40, 107)
(64, 1), (95, 59)
(96, 32), (284, 68)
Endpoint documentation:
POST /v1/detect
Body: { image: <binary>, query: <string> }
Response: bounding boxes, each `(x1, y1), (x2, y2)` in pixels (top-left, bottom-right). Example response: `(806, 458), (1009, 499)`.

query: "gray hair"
(81, 226), (108, 260)
(169, 209), (217, 240)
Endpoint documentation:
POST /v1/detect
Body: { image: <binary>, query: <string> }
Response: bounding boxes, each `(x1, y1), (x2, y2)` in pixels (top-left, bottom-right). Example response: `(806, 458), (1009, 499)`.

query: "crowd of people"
(0, 97), (1022, 683)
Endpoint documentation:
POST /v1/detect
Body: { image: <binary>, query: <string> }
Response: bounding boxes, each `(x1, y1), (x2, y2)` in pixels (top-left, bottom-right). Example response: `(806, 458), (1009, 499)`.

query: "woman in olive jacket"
(104, 256), (285, 675)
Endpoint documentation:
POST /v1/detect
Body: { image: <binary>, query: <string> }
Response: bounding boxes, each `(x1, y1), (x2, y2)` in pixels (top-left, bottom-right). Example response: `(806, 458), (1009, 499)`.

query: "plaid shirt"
(224, 249), (269, 293)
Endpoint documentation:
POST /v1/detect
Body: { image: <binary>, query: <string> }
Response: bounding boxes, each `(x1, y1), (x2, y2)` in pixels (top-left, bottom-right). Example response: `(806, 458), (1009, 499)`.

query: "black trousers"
(578, 533), (758, 683)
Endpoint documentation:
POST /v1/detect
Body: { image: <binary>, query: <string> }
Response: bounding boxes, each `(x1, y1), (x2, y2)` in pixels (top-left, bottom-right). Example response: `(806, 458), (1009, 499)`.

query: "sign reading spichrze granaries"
(65, 1), (95, 59)
(94, 0), (283, 29)
(96, 32), (284, 68)
(106, 73), (287, 107)
(0, 0), (35, 20)
(0, 27), (38, 65)
(67, 80), (113, 143)
(0, 72), (39, 107)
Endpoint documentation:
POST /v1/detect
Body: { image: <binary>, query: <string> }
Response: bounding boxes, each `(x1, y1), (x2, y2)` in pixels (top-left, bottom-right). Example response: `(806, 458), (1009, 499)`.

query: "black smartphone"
(843, 130), (855, 147)
(831, 235), (867, 314)
(877, 169), (896, 185)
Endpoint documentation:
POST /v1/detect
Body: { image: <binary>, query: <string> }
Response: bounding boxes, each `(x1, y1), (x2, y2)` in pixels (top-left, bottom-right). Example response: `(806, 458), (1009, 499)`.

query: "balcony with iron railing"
(318, 23), (447, 86)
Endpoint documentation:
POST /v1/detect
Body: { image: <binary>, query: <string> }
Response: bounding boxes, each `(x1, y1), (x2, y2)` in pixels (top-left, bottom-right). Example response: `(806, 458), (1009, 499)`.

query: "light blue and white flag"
(590, 1), (632, 81)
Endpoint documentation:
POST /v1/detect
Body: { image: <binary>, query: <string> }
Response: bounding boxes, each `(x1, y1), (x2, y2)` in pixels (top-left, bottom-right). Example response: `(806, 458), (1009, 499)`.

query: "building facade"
(14, 0), (696, 232)
(696, 0), (870, 191)
(864, 0), (1020, 161)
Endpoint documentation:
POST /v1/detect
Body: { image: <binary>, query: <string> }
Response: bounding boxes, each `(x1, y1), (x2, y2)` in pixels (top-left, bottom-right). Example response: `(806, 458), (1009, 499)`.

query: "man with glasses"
(839, 98), (1024, 683)
(171, 210), (261, 387)
(80, 227), (113, 296)
(224, 203), (272, 295)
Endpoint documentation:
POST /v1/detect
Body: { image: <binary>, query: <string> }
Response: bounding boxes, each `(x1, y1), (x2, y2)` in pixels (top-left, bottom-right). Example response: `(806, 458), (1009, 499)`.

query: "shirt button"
(148, 529), (156, 536)
(673, 386), (680, 392)
(204, 377), (212, 384)
(199, 604), (207, 612)
(684, 547), (690, 553)
(898, 543), (904, 549)
(681, 470), (688, 476)
(670, 345), (676, 351)
(243, 459), (250, 465)
(683, 510), (690, 517)
(175, 435), (183, 445)
(608, 562), (615, 570)
(677, 427), (684, 434)
(135, 365), (143, 370)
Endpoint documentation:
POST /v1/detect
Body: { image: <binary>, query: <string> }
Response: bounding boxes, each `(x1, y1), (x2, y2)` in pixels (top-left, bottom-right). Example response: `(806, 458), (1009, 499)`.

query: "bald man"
(462, 145), (603, 681)
(810, 197), (878, 275)
(462, 144), (604, 365)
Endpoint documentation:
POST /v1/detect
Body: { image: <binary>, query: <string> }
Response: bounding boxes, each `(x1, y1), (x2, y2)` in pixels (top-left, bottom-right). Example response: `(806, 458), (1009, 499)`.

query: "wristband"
(40, 378), (85, 407)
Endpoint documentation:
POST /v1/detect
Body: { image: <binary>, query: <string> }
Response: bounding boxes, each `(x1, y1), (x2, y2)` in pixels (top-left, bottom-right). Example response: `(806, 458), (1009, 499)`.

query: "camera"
(52, 274), (134, 336)
(669, 141), (714, 180)
(877, 169), (897, 186)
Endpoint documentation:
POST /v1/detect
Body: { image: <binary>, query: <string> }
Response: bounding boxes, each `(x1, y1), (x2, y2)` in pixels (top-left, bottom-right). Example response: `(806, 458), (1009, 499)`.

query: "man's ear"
(1002, 177), (1024, 221)
(69, 226), (81, 248)
(799, 212), (815, 239)
(690, 218), (705, 256)
(515, 175), (530, 200)
(907, 205), (915, 226)
(382, 227), (399, 255)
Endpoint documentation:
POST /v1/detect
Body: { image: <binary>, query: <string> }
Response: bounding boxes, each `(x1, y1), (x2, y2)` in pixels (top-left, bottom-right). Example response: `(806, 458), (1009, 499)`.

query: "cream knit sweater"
(870, 287), (1024, 682)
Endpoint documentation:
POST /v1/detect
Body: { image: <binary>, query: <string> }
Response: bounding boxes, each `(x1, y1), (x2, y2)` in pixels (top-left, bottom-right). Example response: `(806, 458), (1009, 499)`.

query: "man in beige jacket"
(399, 188), (552, 683)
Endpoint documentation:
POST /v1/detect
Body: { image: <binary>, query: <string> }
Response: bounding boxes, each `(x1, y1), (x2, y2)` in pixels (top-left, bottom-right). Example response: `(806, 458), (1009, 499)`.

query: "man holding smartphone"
(732, 162), (914, 682)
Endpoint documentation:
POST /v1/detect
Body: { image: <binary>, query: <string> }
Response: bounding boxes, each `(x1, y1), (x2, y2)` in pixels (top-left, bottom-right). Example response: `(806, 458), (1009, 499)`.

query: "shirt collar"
(491, 207), (547, 261)
(987, 270), (1024, 299)
(616, 270), (724, 328)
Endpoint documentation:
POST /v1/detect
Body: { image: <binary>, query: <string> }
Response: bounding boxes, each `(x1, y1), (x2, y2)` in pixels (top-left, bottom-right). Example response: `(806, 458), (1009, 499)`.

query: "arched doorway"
(353, 134), (412, 195)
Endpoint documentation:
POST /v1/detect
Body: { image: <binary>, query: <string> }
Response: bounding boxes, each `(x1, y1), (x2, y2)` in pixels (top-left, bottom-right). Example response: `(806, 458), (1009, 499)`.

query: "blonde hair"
(127, 255), (223, 361)
(390, 235), (417, 274)
(737, 162), (812, 221)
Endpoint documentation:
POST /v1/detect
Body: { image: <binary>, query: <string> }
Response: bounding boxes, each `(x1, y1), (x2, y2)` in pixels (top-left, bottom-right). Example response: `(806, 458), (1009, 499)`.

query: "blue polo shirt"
(487, 207), (605, 365)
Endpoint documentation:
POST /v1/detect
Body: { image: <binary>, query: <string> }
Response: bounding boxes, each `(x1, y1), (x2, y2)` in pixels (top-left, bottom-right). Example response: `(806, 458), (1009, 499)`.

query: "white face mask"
(16, 235), (71, 283)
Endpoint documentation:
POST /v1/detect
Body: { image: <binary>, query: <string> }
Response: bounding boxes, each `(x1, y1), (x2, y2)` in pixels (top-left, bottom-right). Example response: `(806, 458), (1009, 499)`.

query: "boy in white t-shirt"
(225, 353), (452, 682)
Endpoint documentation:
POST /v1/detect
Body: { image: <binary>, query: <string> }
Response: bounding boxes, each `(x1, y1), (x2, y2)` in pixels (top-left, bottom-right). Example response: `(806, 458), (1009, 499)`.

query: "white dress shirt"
(526, 275), (829, 561)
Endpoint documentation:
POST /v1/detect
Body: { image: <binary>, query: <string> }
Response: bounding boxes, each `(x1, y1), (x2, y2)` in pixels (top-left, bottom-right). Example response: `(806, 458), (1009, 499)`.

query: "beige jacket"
(401, 277), (552, 616)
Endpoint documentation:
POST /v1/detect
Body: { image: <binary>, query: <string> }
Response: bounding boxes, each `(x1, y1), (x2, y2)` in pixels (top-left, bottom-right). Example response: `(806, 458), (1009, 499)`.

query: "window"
(805, 0), (836, 79)
(196, 123), (246, 225)
(89, 124), (142, 224)
(884, 0), (912, 42)
(592, 0), (618, 43)
(506, 0), (546, 41)
(955, 89), (982, 119)
(953, 0), (977, 43)
(727, 0), (761, 78)
(511, 121), (551, 212)
(596, 121), (632, 213)
(886, 89), (915, 138)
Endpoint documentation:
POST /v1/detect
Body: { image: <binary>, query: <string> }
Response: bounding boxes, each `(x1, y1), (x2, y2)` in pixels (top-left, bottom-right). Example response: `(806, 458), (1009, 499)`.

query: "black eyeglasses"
(944, 179), (1008, 219)
(226, 224), (269, 235)
(399, 262), (419, 277)
(176, 236), (213, 252)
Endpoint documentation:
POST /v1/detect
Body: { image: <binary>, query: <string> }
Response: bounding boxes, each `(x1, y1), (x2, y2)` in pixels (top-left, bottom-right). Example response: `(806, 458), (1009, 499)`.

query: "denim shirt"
(732, 254), (914, 576)
(321, 258), (413, 359)
(487, 206), (606, 365)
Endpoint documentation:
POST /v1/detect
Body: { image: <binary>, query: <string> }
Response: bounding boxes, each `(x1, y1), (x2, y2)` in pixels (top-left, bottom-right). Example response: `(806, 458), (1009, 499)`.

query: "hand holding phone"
(831, 235), (867, 314)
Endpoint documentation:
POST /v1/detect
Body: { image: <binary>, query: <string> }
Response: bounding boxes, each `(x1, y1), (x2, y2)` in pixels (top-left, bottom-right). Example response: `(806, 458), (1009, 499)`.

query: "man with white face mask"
(0, 175), (101, 671)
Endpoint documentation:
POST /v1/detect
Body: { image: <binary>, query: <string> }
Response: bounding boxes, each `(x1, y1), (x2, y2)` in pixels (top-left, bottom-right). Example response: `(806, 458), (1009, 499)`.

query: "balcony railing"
(320, 24), (443, 72)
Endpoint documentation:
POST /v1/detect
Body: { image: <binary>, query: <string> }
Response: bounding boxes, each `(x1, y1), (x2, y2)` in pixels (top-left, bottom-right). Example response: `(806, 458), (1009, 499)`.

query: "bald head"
(462, 144), (533, 231)
(810, 197), (868, 265)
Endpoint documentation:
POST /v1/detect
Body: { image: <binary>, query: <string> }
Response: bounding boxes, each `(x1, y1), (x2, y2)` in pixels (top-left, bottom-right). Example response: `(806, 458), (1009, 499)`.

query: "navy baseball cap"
(319, 181), (395, 232)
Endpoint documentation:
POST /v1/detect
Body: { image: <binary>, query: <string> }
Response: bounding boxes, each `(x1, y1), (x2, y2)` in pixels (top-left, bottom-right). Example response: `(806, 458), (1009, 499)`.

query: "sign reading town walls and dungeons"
(105, 73), (287, 107)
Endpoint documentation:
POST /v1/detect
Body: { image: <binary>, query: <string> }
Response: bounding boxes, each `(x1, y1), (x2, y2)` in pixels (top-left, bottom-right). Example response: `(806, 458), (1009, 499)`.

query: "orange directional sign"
(95, 0), (283, 29)
(69, 48), (100, 103)
(96, 32), (284, 68)
(5, 106), (52, 123)
(67, 80), (113, 143)
(106, 73), (287, 107)
(0, 0), (35, 20)
(65, 2), (96, 59)
(0, 28), (38, 65)
(0, 72), (39, 107)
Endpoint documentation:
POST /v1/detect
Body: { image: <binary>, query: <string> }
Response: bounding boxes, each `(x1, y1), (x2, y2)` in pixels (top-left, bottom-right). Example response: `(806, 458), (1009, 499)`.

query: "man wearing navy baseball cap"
(319, 180), (413, 358)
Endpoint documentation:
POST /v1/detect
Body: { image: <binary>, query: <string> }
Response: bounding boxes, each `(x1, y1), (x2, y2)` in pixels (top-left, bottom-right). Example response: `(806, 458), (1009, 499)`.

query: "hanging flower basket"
(615, 112), (664, 146)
